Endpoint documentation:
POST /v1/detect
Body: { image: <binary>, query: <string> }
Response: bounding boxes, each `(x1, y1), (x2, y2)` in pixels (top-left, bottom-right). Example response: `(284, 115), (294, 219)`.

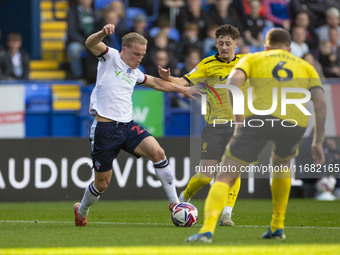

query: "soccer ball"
(171, 202), (198, 227)
(316, 176), (337, 193)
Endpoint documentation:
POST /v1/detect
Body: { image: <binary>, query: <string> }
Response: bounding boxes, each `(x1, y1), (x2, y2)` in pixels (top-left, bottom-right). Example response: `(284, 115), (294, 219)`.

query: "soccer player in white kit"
(73, 23), (200, 226)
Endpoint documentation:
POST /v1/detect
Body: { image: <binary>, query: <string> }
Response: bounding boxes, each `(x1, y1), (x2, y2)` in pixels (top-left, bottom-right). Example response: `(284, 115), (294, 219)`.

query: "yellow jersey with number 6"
(235, 49), (322, 128)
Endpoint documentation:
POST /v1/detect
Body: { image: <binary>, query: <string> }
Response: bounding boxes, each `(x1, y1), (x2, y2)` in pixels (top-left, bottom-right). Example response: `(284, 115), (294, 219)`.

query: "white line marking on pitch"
(2, 220), (340, 230)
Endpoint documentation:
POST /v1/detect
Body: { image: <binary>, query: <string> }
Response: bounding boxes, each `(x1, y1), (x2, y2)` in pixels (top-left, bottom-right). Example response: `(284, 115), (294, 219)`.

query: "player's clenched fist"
(103, 24), (115, 35)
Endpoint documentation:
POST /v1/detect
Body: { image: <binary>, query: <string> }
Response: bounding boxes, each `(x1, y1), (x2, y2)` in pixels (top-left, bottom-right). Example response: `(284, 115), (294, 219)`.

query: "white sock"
(154, 158), (179, 204)
(78, 181), (102, 218)
(222, 205), (233, 215)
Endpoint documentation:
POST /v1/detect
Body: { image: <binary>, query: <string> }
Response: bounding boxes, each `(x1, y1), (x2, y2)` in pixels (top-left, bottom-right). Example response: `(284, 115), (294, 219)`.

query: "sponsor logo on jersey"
(189, 66), (198, 74)
(198, 82), (223, 107)
(114, 70), (134, 86)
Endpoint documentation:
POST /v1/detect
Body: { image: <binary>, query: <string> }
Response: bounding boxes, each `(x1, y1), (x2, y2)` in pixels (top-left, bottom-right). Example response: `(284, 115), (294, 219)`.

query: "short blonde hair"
(122, 32), (148, 47)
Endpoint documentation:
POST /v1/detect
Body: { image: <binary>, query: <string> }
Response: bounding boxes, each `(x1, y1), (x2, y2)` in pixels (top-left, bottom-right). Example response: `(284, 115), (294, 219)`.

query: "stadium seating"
(25, 82), (84, 137)
(94, 0), (115, 10)
(29, 0), (68, 80)
(125, 7), (148, 29)
(52, 84), (81, 111)
(25, 83), (51, 112)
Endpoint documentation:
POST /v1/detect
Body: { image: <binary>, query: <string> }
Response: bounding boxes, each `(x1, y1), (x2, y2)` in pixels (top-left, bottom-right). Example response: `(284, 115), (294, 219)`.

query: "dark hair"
(185, 47), (201, 58)
(295, 10), (309, 17)
(7, 33), (22, 42)
(302, 52), (313, 59)
(184, 22), (199, 32)
(158, 19), (171, 29)
(215, 24), (240, 40)
(207, 23), (219, 31)
(265, 28), (291, 47)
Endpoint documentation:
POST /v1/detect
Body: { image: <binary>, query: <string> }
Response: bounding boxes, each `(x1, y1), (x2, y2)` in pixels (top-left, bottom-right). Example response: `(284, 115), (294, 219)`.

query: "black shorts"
(201, 125), (235, 161)
(226, 116), (306, 164)
(89, 120), (151, 172)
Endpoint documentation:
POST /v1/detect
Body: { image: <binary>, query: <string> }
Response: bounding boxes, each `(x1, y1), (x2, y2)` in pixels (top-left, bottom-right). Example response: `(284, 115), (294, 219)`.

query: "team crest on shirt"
(95, 161), (101, 170)
(127, 68), (132, 76)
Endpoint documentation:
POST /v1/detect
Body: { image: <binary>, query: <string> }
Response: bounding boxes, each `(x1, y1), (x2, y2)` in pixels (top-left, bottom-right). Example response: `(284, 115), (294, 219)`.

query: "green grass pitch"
(0, 199), (339, 254)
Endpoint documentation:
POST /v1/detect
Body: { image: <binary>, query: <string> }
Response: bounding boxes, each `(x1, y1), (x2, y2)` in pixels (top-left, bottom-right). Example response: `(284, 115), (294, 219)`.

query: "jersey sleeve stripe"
(136, 75), (147, 85)
(235, 68), (247, 78)
(309, 85), (324, 92)
(96, 47), (109, 61)
(183, 76), (191, 83)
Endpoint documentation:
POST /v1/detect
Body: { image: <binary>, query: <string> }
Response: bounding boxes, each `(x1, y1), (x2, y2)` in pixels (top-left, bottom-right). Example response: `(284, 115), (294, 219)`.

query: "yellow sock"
(183, 173), (213, 200)
(199, 182), (230, 234)
(225, 177), (241, 208)
(270, 174), (291, 232)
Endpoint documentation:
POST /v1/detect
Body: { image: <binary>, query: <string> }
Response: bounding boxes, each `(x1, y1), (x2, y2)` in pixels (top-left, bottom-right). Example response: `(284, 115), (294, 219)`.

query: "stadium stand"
(29, 0), (68, 80)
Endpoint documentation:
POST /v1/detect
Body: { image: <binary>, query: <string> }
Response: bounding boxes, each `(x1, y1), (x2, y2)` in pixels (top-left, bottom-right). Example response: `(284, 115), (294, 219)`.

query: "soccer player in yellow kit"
(186, 28), (327, 242)
(159, 24), (246, 226)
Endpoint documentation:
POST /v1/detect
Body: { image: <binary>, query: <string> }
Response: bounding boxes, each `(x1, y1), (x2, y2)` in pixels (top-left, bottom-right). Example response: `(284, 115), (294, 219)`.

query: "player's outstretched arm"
(311, 87), (327, 165)
(85, 24), (114, 56)
(143, 75), (202, 99)
(157, 66), (189, 87)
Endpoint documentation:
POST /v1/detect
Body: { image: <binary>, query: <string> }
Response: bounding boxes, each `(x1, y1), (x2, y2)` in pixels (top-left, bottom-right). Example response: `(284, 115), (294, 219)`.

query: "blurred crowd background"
(1, 0), (340, 84)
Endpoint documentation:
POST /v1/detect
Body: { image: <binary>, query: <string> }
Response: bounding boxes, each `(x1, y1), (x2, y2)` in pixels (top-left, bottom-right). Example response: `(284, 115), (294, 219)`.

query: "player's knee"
(94, 178), (111, 193)
(151, 147), (166, 162)
(200, 171), (214, 178)
(216, 171), (239, 186)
